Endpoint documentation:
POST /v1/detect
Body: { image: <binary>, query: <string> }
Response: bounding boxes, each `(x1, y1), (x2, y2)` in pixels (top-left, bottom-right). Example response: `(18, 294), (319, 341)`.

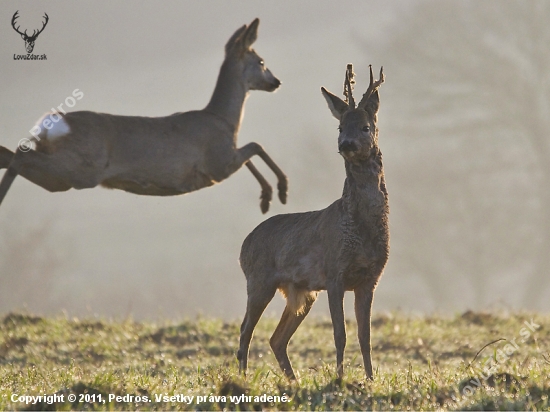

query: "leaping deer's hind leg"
(0, 148), (23, 206)
(8, 150), (101, 192)
(0, 146), (14, 169)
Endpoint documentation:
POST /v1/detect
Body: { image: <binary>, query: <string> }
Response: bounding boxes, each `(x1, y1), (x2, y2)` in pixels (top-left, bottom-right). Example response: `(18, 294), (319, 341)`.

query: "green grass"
(0, 311), (549, 410)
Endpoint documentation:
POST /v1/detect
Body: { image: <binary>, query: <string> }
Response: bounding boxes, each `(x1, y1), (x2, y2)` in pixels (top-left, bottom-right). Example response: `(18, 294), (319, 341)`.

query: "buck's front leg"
(327, 283), (346, 379)
(237, 142), (288, 206)
(354, 281), (376, 380)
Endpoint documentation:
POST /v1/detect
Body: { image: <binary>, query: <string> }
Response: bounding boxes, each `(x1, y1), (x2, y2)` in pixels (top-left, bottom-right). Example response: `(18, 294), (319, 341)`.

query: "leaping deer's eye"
(259, 60), (264, 66)
(338, 126), (342, 132)
(362, 126), (370, 133)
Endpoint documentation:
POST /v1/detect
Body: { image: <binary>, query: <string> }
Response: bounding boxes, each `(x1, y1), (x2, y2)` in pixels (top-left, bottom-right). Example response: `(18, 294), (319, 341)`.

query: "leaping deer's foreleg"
(237, 142), (288, 208)
(245, 161), (272, 213)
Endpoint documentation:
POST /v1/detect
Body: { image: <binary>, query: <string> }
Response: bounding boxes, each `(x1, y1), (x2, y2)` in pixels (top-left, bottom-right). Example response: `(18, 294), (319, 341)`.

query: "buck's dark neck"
(204, 58), (248, 135)
(341, 152), (389, 233)
(339, 149), (390, 273)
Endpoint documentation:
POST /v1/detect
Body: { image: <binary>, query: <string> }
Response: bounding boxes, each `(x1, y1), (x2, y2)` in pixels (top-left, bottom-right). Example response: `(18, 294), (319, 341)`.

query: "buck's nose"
(338, 140), (358, 153)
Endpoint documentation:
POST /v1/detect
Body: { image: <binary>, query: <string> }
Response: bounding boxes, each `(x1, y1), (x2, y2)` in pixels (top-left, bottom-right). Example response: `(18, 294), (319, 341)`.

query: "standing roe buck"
(0, 18), (287, 213)
(237, 64), (389, 381)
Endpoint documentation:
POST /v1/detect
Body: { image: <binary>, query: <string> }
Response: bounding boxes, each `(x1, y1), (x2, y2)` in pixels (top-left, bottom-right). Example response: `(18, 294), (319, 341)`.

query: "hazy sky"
(0, 1), (547, 319)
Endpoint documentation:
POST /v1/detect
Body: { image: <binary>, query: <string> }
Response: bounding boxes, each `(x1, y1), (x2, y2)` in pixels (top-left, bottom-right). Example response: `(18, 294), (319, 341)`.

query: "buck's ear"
(241, 18), (259, 50)
(321, 87), (348, 121)
(363, 90), (380, 115)
(225, 24), (247, 55)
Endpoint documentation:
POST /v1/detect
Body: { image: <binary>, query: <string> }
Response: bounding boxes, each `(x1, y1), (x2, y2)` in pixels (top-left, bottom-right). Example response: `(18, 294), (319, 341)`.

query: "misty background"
(0, 1), (548, 319)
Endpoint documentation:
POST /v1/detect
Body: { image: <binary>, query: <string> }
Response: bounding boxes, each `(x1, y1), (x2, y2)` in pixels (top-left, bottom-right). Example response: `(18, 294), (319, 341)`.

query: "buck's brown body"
(238, 65), (389, 381)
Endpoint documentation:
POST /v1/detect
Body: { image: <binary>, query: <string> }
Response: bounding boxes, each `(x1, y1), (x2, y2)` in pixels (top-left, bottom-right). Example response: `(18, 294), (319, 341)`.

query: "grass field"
(0, 311), (549, 410)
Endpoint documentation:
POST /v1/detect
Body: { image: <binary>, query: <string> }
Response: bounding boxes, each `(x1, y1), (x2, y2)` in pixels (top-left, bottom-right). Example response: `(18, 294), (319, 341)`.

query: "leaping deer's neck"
(204, 59), (248, 135)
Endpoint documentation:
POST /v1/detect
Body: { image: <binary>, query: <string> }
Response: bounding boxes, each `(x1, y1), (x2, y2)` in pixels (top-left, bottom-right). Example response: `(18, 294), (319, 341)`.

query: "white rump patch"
(34, 112), (71, 141)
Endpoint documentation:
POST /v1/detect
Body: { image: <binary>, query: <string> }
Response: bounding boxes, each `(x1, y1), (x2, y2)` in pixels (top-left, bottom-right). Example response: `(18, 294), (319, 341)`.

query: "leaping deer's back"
(238, 65), (389, 381)
(0, 18), (287, 213)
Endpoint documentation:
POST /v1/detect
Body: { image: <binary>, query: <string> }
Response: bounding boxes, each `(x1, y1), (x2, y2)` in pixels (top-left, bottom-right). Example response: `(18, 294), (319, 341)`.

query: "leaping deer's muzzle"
(269, 78), (281, 91)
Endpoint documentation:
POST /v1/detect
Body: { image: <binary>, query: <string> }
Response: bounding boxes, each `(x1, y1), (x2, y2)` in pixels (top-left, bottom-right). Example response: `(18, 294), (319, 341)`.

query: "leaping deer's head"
(322, 64), (384, 164)
(224, 18), (281, 92)
(11, 11), (49, 54)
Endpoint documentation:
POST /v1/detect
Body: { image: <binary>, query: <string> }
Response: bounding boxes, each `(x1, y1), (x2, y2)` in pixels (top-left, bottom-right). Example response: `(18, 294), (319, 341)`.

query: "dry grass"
(0, 311), (549, 410)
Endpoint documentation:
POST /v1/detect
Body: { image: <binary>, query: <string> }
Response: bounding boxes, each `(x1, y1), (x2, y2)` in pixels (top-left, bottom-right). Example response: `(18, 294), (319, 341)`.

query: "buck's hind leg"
(270, 294), (316, 380)
(237, 283), (277, 375)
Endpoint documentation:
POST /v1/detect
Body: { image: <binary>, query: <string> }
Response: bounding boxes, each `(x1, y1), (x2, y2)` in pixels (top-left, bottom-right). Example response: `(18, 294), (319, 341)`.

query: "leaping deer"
(237, 64), (389, 381)
(0, 18), (287, 213)
(11, 11), (49, 54)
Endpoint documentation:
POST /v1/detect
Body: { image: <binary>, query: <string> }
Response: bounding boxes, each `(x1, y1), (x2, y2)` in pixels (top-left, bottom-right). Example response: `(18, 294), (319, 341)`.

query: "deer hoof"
(260, 188), (272, 214)
(277, 181), (288, 204)
(260, 197), (270, 214)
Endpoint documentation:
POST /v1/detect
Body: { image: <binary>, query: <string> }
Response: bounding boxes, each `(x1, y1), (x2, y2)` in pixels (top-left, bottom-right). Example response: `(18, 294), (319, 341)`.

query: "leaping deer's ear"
(225, 24), (247, 55)
(321, 87), (348, 121)
(241, 18), (259, 49)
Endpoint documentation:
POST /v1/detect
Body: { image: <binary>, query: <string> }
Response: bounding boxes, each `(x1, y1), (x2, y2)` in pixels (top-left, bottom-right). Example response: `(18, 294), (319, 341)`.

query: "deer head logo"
(11, 11), (49, 54)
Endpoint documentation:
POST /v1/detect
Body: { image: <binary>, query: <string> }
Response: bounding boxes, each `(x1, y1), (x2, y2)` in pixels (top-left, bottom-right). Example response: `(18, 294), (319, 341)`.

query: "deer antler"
(358, 66), (384, 110)
(343, 64), (356, 109)
(11, 11), (49, 40)
(31, 13), (49, 39)
(11, 11), (26, 37)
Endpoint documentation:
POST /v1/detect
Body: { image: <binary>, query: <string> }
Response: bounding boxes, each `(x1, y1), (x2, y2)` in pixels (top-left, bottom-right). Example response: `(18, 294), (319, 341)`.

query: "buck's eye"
(259, 60), (264, 66)
(362, 126), (370, 133)
(338, 126), (342, 132)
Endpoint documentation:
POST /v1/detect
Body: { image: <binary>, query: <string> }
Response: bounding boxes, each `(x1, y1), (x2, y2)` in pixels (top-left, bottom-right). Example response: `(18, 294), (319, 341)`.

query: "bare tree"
(365, 0), (547, 307)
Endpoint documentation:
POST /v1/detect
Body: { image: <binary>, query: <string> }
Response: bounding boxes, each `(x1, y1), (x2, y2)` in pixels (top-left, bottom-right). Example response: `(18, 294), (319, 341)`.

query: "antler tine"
(358, 65), (385, 109)
(369, 65), (374, 89)
(343, 63), (356, 109)
(34, 13), (49, 37)
(11, 10), (25, 36)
